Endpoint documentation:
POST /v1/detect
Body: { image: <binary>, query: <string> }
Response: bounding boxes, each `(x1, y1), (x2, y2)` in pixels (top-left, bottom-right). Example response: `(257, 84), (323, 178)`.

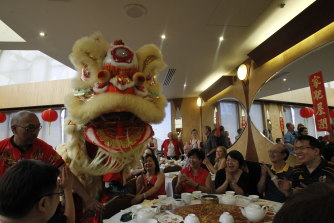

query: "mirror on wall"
(250, 40), (334, 143)
(216, 98), (247, 146)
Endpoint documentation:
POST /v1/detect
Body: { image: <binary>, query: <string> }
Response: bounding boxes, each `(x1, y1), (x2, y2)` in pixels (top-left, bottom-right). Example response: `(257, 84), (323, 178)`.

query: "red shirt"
(0, 137), (64, 177)
(144, 174), (166, 199)
(180, 167), (209, 193)
(161, 139), (180, 158)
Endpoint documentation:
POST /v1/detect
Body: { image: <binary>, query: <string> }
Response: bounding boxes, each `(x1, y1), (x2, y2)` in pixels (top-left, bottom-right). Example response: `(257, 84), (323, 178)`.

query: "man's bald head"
(11, 111), (37, 127)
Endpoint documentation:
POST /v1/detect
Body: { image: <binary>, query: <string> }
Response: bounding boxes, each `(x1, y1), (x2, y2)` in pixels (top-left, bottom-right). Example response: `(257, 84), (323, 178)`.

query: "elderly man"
(182, 142), (192, 168)
(0, 111), (102, 213)
(0, 160), (63, 223)
(278, 135), (334, 196)
(257, 144), (292, 202)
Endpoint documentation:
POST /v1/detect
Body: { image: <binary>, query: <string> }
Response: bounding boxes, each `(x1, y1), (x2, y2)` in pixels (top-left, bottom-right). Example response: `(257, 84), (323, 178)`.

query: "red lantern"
(299, 107), (314, 118)
(42, 109), (58, 122)
(329, 109), (334, 118)
(0, 112), (6, 123)
(42, 109), (58, 135)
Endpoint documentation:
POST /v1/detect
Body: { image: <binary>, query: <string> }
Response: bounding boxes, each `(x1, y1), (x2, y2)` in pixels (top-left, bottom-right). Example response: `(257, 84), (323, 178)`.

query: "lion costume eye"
(81, 64), (90, 81)
(111, 46), (133, 63)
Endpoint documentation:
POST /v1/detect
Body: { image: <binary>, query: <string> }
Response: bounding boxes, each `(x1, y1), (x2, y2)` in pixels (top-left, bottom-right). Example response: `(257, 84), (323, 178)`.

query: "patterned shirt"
(292, 158), (334, 188)
(0, 137), (64, 177)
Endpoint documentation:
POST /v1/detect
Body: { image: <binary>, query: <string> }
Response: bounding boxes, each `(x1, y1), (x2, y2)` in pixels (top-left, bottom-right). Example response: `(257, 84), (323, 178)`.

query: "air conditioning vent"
(163, 68), (176, 86)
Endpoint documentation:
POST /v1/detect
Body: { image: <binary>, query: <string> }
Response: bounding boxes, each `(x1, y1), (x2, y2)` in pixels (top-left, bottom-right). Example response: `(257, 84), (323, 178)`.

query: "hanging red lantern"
(329, 109), (334, 118)
(42, 109), (58, 122)
(299, 107), (314, 118)
(0, 112), (6, 123)
(42, 109), (58, 135)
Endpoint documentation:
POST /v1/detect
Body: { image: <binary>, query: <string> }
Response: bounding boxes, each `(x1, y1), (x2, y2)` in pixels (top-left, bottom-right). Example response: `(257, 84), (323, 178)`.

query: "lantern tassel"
(48, 121), (51, 135)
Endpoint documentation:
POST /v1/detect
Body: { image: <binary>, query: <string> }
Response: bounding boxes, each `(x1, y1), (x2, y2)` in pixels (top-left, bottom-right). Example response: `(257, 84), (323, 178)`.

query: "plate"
(158, 214), (183, 223)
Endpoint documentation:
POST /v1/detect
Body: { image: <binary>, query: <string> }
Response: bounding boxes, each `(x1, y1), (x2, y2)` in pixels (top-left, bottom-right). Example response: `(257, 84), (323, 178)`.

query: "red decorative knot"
(113, 40), (124, 45)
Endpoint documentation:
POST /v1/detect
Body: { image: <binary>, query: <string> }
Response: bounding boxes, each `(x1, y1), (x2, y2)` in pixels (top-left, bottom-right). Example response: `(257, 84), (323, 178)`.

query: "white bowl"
(248, 195), (259, 202)
(158, 195), (167, 200)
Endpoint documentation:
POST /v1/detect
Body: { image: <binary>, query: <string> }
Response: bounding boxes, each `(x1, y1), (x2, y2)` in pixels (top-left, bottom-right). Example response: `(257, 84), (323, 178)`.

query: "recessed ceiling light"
(39, 32), (46, 37)
(283, 78), (287, 82)
(183, 83), (187, 88)
(161, 34), (166, 39)
(219, 36), (224, 41)
(124, 4), (147, 18)
(288, 88), (291, 90)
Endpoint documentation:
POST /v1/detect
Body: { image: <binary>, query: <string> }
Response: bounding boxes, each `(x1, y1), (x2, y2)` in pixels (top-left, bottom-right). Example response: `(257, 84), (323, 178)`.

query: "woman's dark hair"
(144, 147), (154, 155)
(298, 126), (308, 135)
(273, 182), (334, 223)
(187, 148), (205, 161)
(226, 150), (244, 168)
(142, 154), (160, 174)
(0, 160), (59, 219)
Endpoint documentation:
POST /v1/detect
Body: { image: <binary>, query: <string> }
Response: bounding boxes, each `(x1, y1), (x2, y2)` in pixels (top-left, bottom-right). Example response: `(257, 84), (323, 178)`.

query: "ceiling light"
(39, 32), (46, 37)
(197, 97), (203, 107)
(283, 78), (287, 82)
(161, 34), (166, 39)
(288, 88), (291, 90)
(183, 83), (187, 88)
(219, 36), (224, 41)
(237, 64), (248, 80)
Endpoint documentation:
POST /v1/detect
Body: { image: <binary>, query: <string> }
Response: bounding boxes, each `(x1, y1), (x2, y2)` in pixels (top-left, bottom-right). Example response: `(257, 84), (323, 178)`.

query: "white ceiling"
(0, 0), (317, 99)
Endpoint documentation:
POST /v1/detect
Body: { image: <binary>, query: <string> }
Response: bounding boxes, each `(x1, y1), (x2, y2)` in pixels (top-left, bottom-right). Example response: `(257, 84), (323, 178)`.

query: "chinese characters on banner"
(308, 72), (331, 131)
(279, 117), (285, 133)
(241, 116), (246, 128)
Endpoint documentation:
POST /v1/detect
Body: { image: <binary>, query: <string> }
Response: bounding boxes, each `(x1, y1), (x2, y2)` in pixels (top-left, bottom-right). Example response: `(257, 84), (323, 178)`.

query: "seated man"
(257, 144), (292, 202)
(278, 135), (334, 196)
(0, 159), (75, 223)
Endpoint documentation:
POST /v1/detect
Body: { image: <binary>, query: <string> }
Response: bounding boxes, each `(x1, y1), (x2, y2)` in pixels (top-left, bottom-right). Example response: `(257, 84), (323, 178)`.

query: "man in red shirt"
(0, 111), (103, 214)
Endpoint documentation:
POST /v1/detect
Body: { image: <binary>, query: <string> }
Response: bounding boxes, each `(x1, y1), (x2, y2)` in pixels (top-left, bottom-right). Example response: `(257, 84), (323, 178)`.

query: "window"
(219, 101), (239, 144)
(250, 103), (264, 134)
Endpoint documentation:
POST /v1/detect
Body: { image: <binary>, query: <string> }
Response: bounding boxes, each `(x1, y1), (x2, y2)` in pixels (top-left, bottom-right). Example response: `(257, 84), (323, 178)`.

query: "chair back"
(172, 176), (178, 197)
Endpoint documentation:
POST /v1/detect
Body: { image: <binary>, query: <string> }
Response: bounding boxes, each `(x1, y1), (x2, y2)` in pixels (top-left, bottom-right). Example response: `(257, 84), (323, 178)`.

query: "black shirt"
(215, 168), (249, 195)
(292, 158), (334, 188)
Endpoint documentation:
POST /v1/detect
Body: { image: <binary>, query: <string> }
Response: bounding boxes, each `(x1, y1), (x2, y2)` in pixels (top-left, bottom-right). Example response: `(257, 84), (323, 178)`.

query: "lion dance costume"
(57, 33), (167, 221)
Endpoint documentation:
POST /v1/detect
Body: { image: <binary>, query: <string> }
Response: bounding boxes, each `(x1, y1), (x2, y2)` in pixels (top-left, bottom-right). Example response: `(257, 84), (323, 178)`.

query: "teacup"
(158, 195), (167, 200)
(248, 195), (259, 202)
(225, 191), (235, 196)
(181, 192), (192, 205)
(219, 211), (234, 223)
(184, 214), (200, 223)
(192, 190), (202, 199)
(175, 199), (185, 207)
(150, 205), (160, 214)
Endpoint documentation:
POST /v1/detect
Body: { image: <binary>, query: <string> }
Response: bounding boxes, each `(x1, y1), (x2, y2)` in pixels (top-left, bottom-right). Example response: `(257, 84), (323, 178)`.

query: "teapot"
(240, 204), (268, 222)
(219, 212), (234, 223)
(184, 214), (200, 223)
(136, 208), (156, 223)
(221, 194), (236, 205)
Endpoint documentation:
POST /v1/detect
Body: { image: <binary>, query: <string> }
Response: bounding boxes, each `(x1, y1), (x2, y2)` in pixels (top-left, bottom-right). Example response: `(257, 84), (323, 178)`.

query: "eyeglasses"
(35, 190), (64, 202)
(16, 125), (42, 132)
(295, 146), (314, 151)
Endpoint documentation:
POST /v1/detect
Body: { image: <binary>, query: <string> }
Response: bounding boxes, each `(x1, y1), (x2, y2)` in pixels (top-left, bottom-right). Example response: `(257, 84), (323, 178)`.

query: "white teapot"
(240, 204), (268, 222)
(184, 214), (200, 223)
(219, 212), (234, 223)
(136, 208), (156, 223)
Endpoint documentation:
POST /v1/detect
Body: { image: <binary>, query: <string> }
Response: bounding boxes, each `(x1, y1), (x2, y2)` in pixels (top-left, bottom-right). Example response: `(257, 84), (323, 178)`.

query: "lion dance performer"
(57, 33), (167, 222)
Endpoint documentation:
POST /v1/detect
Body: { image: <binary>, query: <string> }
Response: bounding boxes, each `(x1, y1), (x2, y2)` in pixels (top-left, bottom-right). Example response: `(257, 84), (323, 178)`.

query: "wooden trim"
(199, 76), (233, 102)
(248, 0), (334, 66)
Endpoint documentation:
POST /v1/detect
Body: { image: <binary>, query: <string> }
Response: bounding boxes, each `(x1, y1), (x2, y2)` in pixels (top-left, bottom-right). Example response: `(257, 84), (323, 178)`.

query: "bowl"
(248, 195), (259, 202)
(201, 195), (219, 204)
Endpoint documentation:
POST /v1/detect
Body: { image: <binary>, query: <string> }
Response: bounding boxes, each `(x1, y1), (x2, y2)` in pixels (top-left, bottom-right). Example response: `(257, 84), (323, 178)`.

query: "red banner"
(308, 72), (331, 131)
(279, 117), (285, 133)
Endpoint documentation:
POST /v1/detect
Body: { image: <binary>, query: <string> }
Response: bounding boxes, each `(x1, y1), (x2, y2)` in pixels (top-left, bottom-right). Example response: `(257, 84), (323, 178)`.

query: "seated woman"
(175, 149), (211, 194)
(215, 150), (249, 195)
(131, 154), (166, 204)
(203, 146), (227, 174)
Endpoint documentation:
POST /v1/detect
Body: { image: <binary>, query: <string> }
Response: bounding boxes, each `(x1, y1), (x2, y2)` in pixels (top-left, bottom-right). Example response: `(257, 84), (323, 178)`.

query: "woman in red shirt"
(132, 154), (166, 204)
(161, 132), (181, 159)
(175, 149), (211, 194)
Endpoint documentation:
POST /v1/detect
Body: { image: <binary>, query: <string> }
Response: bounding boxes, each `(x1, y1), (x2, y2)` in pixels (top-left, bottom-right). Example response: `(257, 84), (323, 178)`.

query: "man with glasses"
(278, 135), (334, 195)
(0, 111), (64, 177)
(0, 159), (74, 223)
(257, 144), (292, 202)
(0, 111), (103, 215)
